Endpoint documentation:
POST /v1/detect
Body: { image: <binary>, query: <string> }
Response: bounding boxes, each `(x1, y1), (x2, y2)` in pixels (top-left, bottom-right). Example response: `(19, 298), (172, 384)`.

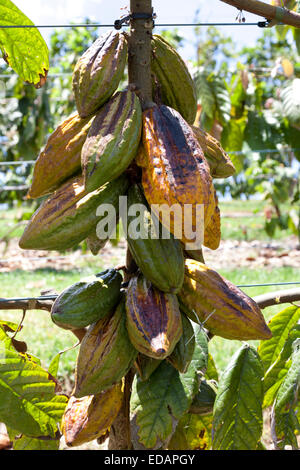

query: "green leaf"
(258, 306), (300, 374)
(130, 325), (208, 449)
(263, 324), (300, 408)
(13, 435), (60, 450)
(0, 0), (49, 86)
(205, 353), (219, 382)
(48, 353), (60, 379)
(281, 78), (300, 124)
(212, 344), (264, 450)
(272, 339), (300, 449)
(0, 328), (67, 437)
(194, 72), (216, 119)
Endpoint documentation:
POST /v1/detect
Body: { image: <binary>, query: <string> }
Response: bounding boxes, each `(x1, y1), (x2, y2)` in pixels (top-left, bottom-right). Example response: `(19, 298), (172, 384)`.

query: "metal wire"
(0, 22), (268, 29)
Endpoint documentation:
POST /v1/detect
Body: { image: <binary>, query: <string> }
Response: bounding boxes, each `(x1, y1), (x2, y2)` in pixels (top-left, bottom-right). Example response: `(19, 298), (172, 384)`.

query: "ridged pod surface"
(61, 383), (123, 447)
(125, 184), (184, 294)
(74, 296), (137, 398)
(19, 174), (129, 251)
(167, 313), (195, 373)
(82, 90), (142, 192)
(51, 269), (122, 330)
(191, 125), (236, 179)
(151, 35), (197, 125)
(178, 259), (272, 340)
(72, 31), (127, 118)
(27, 112), (94, 199)
(125, 274), (183, 360)
(137, 105), (215, 248)
(203, 193), (221, 251)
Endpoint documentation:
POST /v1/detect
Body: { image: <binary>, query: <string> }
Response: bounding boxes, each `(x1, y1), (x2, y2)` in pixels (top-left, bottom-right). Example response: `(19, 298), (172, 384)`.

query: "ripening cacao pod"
(72, 31), (127, 118)
(151, 35), (197, 125)
(189, 379), (217, 416)
(61, 382), (123, 447)
(86, 231), (109, 255)
(178, 259), (272, 340)
(19, 174), (129, 251)
(51, 269), (122, 330)
(27, 112), (94, 199)
(191, 125), (236, 178)
(125, 184), (185, 294)
(74, 296), (137, 398)
(125, 273), (183, 359)
(137, 105), (215, 248)
(203, 193), (221, 250)
(184, 247), (205, 263)
(82, 90), (142, 193)
(167, 313), (195, 373)
(134, 354), (162, 382)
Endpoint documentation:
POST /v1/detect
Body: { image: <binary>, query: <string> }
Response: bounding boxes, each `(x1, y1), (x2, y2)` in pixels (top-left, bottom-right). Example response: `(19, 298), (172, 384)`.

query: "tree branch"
(253, 288), (300, 309)
(220, 0), (300, 27)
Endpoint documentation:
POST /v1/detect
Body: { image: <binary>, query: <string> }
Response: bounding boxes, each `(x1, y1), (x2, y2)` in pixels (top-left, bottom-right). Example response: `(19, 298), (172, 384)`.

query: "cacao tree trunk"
(107, 0), (153, 450)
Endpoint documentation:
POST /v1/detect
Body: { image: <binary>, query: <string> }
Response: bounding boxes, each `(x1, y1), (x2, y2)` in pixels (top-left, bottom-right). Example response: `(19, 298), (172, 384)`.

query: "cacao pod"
(151, 35), (197, 124)
(191, 125), (236, 178)
(86, 231), (109, 256)
(137, 105), (216, 249)
(72, 31), (127, 118)
(82, 90), (142, 193)
(19, 173), (129, 251)
(189, 379), (217, 416)
(125, 273), (182, 359)
(125, 184), (185, 294)
(184, 247), (205, 263)
(134, 354), (162, 382)
(203, 193), (221, 250)
(74, 296), (137, 397)
(178, 259), (272, 340)
(27, 112), (94, 199)
(51, 269), (122, 330)
(167, 313), (195, 373)
(61, 382), (123, 447)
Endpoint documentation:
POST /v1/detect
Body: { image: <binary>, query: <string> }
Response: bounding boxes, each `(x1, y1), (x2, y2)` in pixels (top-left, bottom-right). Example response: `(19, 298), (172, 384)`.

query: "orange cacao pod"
(125, 273), (183, 360)
(178, 259), (272, 340)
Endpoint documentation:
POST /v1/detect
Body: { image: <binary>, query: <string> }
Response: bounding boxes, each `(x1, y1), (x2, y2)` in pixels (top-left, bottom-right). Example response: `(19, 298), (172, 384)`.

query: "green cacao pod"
(125, 184), (185, 294)
(137, 105), (216, 249)
(19, 173), (129, 251)
(167, 313), (195, 373)
(125, 273), (183, 360)
(72, 31), (127, 118)
(189, 379), (217, 416)
(61, 382), (123, 447)
(178, 259), (272, 341)
(74, 296), (137, 398)
(191, 125), (236, 178)
(134, 354), (162, 382)
(27, 112), (94, 199)
(82, 90), (142, 193)
(51, 269), (122, 330)
(151, 35), (197, 125)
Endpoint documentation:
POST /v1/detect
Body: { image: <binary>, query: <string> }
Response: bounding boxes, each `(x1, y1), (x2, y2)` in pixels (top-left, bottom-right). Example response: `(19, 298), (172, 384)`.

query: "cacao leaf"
(271, 339), (300, 449)
(168, 413), (213, 450)
(0, 0), (49, 87)
(0, 327), (67, 437)
(212, 344), (264, 450)
(13, 435), (60, 450)
(281, 78), (300, 124)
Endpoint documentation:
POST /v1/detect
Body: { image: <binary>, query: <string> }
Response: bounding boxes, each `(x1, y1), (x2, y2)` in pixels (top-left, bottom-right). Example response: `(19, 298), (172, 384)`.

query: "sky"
(12, 0), (266, 62)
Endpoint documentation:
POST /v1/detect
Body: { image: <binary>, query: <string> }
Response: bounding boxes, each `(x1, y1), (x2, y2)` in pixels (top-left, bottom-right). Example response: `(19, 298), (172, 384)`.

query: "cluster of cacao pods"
(19, 30), (272, 447)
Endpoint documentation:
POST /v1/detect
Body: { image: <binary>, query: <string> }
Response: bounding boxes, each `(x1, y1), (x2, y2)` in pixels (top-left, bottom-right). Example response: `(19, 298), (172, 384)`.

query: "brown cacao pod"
(74, 296), (137, 398)
(191, 125), (236, 178)
(61, 382), (123, 447)
(19, 173), (129, 251)
(82, 90), (142, 193)
(137, 105), (216, 249)
(27, 112), (94, 199)
(151, 35), (197, 125)
(167, 312), (195, 373)
(72, 31), (127, 118)
(203, 192), (221, 250)
(178, 259), (272, 340)
(125, 273), (183, 359)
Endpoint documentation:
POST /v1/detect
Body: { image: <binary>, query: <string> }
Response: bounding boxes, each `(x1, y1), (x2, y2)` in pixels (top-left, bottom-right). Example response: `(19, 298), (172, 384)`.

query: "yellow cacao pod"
(178, 259), (272, 340)
(61, 383), (123, 447)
